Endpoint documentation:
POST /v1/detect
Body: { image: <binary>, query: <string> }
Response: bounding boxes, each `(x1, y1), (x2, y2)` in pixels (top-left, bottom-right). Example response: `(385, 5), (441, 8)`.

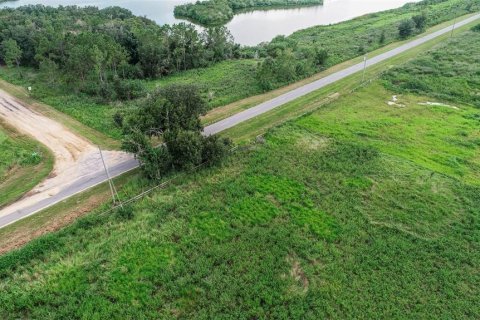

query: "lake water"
(1, 0), (420, 45)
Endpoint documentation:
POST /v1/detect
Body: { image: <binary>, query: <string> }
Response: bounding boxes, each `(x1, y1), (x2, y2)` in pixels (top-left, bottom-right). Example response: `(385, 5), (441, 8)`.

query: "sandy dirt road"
(0, 89), (132, 221)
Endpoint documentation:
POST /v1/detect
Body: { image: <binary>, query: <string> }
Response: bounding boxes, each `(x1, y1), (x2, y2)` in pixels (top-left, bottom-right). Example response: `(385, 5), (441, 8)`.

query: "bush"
(116, 204), (134, 220)
(202, 135), (232, 165)
(114, 79), (146, 100)
(412, 14), (427, 30)
(472, 24), (480, 32)
(164, 130), (204, 170)
(113, 112), (124, 128)
(398, 19), (415, 39)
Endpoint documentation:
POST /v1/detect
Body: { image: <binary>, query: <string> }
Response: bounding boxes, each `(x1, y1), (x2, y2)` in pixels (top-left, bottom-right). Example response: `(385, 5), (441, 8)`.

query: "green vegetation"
(0, 0), (477, 141)
(122, 84), (232, 179)
(160, 0), (479, 104)
(174, 0), (322, 26)
(149, 60), (262, 109)
(0, 122), (53, 208)
(0, 39), (21, 68)
(384, 29), (480, 107)
(1, 29), (479, 318)
(0, 5), (237, 101)
(0, 67), (127, 140)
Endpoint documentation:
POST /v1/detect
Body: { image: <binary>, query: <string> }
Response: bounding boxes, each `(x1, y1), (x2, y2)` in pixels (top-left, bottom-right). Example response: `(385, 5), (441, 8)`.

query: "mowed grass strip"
(0, 29), (479, 318)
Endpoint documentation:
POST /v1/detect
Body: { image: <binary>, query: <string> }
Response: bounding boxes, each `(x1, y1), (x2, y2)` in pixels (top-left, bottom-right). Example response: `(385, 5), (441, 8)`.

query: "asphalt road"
(204, 13), (480, 135)
(1, 13), (479, 229)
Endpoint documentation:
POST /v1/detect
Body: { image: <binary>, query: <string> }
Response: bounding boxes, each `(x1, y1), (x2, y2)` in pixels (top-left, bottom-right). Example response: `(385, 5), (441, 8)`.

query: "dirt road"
(0, 89), (132, 222)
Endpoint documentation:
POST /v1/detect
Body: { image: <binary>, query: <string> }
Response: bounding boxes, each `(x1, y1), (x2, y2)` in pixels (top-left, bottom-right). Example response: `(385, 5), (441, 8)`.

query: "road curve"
(0, 13), (479, 229)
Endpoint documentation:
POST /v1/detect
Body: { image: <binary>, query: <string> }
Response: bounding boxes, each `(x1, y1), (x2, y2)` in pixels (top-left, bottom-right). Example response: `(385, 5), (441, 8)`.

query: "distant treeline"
(0, 5), (239, 100)
(174, 0), (323, 26)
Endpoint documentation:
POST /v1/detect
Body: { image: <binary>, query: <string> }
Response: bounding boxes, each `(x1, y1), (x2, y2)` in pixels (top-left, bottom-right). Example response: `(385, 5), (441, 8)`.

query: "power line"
(98, 147), (122, 207)
(362, 55), (368, 82)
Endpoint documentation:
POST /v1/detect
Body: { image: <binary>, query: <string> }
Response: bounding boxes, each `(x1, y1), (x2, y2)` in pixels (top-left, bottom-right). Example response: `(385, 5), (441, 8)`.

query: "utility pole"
(99, 147), (122, 207)
(451, 15), (457, 38)
(362, 55), (368, 82)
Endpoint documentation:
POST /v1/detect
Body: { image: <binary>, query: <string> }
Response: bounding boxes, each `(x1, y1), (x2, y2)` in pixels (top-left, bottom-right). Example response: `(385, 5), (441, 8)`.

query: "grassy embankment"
(0, 0), (476, 140)
(0, 24), (479, 318)
(174, 0), (323, 26)
(0, 121), (53, 208)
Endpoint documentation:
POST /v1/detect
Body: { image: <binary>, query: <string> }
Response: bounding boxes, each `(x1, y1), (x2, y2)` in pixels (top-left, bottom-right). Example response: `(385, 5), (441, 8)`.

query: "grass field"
(0, 121), (53, 208)
(384, 28), (480, 107)
(0, 29), (479, 318)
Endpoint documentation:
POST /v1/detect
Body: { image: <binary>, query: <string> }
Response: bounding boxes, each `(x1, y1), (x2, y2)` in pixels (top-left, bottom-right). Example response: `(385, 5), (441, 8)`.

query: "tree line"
(174, 0), (323, 26)
(0, 5), (239, 101)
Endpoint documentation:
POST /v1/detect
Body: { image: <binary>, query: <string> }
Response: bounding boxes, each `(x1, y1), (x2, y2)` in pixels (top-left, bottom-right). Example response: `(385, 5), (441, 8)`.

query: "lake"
(1, 0), (420, 45)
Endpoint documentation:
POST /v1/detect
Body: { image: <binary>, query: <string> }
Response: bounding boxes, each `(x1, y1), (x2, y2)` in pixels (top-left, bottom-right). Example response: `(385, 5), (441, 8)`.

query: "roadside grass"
(149, 59), (262, 109)
(0, 94), (478, 318)
(221, 16), (480, 142)
(0, 121), (53, 208)
(202, 11), (480, 125)
(384, 29), (480, 108)
(0, 29), (479, 318)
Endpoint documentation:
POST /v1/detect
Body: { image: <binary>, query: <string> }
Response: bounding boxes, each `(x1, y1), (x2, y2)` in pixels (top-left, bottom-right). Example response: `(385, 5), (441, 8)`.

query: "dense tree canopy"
(0, 5), (238, 100)
(1, 39), (22, 68)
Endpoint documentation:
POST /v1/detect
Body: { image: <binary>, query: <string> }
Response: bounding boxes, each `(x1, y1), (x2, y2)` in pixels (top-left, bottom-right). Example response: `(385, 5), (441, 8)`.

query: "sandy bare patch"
(0, 89), (132, 219)
(418, 101), (459, 109)
(296, 134), (330, 151)
(283, 255), (309, 294)
(387, 95), (405, 108)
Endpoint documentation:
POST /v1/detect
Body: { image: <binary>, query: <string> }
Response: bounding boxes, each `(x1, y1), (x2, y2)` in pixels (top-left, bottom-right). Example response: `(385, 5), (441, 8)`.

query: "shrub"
(114, 79), (146, 100)
(412, 14), (427, 30)
(113, 112), (124, 128)
(116, 204), (134, 220)
(202, 135), (233, 165)
(164, 130), (204, 170)
(398, 19), (415, 39)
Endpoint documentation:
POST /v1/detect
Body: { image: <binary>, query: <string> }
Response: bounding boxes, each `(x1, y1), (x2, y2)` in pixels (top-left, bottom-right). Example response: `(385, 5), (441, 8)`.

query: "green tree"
(123, 84), (231, 179)
(379, 30), (386, 44)
(127, 84), (206, 137)
(164, 130), (204, 170)
(398, 19), (415, 39)
(412, 14), (427, 31)
(1, 39), (22, 68)
(314, 48), (328, 67)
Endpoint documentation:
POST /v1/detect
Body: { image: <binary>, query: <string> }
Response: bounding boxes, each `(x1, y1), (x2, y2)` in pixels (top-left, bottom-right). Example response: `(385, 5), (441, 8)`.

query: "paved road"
(204, 13), (480, 135)
(1, 13), (479, 229)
